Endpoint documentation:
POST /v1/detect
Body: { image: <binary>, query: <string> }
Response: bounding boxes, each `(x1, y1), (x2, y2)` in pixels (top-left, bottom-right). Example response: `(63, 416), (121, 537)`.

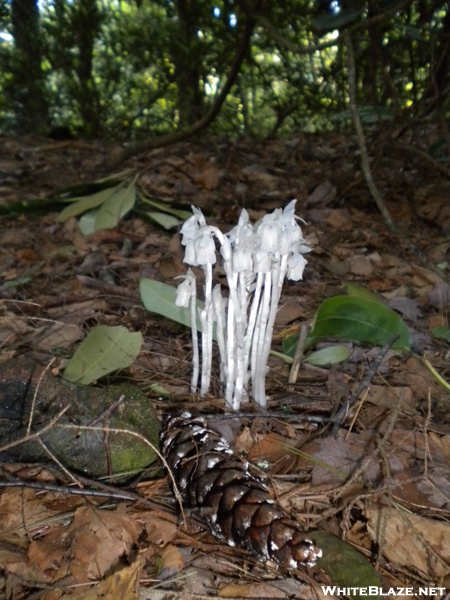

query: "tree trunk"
(11, 0), (48, 133)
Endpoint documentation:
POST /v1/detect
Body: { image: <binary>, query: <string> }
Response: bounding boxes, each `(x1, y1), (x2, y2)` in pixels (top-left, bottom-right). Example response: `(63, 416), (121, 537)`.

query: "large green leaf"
(140, 278), (203, 331)
(94, 180), (136, 230)
(309, 531), (381, 600)
(57, 182), (126, 222)
(63, 325), (142, 384)
(307, 296), (411, 350)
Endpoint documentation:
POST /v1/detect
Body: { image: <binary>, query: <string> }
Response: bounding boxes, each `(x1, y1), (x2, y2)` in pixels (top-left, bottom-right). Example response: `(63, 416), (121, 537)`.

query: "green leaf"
(432, 326), (450, 344)
(341, 282), (382, 303)
(147, 212), (180, 230)
(304, 345), (350, 366)
(140, 195), (192, 220)
(57, 182), (126, 222)
(140, 278), (203, 331)
(94, 180), (136, 230)
(307, 296), (411, 350)
(63, 325), (142, 384)
(79, 209), (97, 236)
(281, 334), (298, 358)
(308, 531), (382, 600)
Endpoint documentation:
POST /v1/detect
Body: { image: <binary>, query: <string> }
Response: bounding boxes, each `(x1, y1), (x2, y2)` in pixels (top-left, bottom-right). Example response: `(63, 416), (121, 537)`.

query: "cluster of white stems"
(175, 200), (310, 411)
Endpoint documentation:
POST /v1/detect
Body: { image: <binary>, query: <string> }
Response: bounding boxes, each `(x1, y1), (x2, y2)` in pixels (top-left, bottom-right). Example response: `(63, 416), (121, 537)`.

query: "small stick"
(333, 392), (403, 501)
(288, 323), (310, 384)
(0, 479), (136, 501)
(88, 393), (126, 426)
(0, 405), (70, 454)
(331, 333), (399, 436)
(27, 357), (56, 436)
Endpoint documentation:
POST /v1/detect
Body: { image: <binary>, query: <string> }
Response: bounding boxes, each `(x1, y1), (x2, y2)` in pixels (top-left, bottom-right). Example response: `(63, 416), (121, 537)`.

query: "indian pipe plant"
(175, 200), (310, 410)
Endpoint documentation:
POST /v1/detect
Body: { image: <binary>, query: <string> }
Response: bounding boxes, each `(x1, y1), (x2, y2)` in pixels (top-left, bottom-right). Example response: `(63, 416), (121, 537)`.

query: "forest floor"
(0, 130), (450, 600)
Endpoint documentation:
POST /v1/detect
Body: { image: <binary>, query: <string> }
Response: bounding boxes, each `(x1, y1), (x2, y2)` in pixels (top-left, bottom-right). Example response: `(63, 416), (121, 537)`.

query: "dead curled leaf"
(158, 544), (185, 579)
(70, 556), (145, 600)
(27, 505), (142, 583)
(366, 507), (450, 579)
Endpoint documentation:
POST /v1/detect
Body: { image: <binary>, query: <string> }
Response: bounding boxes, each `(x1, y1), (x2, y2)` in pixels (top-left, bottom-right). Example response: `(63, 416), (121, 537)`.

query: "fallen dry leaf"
(350, 255), (373, 276)
(70, 556), (145, 600)
(367, 507), (450, 579)
(0, 488), (59, 544)
(158, 544), (185, 579)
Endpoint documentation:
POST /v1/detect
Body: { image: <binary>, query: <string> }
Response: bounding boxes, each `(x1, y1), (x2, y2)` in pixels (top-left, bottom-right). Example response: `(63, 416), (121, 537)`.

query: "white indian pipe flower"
(194, 233), (217, 265)
(178, 200), (310, 409)
(258, 221), (279, 253)
(175, 271), (195, 307)
(233, 246), (252, 272)
(287, 251), (308, 281)
(253, 249), (271, 273)
(174, 268), (199, 392)
(180, 206), (206, 244)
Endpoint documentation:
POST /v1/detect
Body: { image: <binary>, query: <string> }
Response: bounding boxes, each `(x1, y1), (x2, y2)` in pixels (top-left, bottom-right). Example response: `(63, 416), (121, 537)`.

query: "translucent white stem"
(212, 284), (227, 384)
(232, 271), (250, 410)
(243, 271), (263, 385)
(238, 272), (248, 330)
(225, 284), (235, 407)
(200, 263), (213, 396)
(258, 254), (288, 406)
(252, 271), (272, 407)
(189, 283), (199, 393)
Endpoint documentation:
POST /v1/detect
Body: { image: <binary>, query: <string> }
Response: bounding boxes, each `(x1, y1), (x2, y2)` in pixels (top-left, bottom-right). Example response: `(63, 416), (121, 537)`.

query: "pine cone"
(161, 413), (322, 570)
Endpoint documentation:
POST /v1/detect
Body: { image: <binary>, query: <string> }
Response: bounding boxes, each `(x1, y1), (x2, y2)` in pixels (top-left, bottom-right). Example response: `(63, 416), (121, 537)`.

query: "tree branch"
(112, 9), (258, 165)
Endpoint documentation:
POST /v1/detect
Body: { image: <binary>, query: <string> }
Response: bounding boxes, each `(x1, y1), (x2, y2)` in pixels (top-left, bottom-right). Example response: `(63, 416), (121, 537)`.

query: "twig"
(113, 5), (260, 165)
(344, 387), (369, 442)
(201, 412), (332, 423)
(27, 357), (56, 436)
(288, 323), (310, 384)
(0, 479), (136, 501)
(332, 391), (403, 501)
(0, 405), (70, 454)
(331, 333), (399, 436)
(344, 31), (450, 286)
(36, 437), (83, 488)
(88, 393), (126, 426)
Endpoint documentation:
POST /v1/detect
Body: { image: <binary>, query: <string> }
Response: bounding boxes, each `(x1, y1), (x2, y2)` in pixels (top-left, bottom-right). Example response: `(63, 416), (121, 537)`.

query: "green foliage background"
(0, 0), (449, 140)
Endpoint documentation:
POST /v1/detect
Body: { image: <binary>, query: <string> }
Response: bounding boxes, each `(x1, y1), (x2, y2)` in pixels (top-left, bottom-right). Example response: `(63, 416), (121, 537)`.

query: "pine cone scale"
(161, 413), (322, 570)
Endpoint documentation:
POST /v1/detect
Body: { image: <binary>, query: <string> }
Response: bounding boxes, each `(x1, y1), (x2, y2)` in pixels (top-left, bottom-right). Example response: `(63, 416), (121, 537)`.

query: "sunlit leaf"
(63, 325), (142, 384)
